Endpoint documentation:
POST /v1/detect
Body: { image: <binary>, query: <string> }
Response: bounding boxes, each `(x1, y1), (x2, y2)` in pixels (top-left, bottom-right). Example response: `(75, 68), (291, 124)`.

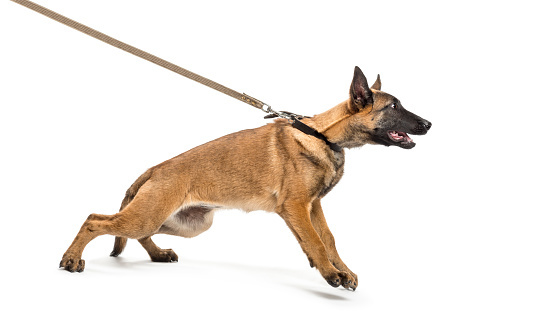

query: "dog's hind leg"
(310, 199), (357, 290)
(110, 168), (154, 257)
(60, 181), (183, 272)
(110, 236), (127, 257)
(60, 213), (118, 272)
(138, 236), (178, 262)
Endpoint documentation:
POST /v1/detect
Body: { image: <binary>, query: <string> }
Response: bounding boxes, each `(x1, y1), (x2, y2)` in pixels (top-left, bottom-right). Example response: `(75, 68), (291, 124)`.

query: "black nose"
(421, 120), (432, 131)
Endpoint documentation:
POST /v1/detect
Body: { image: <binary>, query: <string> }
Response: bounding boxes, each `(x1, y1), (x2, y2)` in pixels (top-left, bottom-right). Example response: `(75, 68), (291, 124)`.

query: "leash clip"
(261, 103), (272, 113)
(262, 106), (307, 124)
(264, 109), (296, 123)
(243, 94), (307, 123)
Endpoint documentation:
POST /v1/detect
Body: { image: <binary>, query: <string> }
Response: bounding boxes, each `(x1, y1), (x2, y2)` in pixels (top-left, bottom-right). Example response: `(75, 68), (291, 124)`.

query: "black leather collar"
(292, 119), (342, 153)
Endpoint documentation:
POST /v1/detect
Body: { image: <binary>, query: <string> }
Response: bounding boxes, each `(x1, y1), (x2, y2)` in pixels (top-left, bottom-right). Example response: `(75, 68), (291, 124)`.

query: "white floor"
(5, 202), (543, 316)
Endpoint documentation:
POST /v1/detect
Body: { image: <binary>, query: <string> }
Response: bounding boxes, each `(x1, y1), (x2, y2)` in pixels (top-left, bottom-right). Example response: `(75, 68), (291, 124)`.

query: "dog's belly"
(158, 204), (216, 238)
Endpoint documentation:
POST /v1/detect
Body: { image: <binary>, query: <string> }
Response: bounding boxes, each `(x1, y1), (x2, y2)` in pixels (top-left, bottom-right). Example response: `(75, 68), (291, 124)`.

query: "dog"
(60, 66), (431, 291)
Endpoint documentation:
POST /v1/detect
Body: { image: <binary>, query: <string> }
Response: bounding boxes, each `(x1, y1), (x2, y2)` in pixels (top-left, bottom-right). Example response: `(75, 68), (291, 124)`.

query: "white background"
(1, 0), (541, 316)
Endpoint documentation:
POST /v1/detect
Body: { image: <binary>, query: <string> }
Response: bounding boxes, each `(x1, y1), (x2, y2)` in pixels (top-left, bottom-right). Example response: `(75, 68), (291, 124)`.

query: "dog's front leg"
(278, 200), (356, 290)
(310, 199), (357, 290)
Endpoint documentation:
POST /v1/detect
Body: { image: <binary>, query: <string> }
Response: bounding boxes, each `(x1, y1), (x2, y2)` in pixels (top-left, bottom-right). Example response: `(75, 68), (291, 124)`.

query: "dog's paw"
(59, 256), (85, 273)
(150, 249), (178, 263)
(325, 271), (357, 291)
(342, 272), (358, 291)
(332, 263), (358, 291)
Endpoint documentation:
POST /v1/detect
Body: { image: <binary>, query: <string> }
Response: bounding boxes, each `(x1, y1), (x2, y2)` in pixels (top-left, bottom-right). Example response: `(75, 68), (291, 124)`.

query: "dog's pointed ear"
(371, 74), (381, 90)
(349, 66), (373, 112)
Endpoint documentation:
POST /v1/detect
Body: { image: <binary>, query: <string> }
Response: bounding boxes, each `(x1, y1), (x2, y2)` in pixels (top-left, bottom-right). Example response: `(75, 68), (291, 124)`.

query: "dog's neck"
(306, 100), (372, 149)
(309, 101), (350, 131)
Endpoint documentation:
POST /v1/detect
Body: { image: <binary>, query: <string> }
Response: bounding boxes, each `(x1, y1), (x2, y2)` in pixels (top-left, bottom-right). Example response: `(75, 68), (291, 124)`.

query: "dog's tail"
(110, 168), (154, 257)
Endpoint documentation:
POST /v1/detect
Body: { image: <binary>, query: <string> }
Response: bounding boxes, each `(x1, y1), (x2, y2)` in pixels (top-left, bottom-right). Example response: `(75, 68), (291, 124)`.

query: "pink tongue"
(391, 131), (413, 142)
(391, 131), (404, 140)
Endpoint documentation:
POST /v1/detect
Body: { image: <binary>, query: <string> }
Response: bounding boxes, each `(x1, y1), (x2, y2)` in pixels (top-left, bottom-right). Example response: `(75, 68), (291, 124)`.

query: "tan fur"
(60, 71), (416, 291)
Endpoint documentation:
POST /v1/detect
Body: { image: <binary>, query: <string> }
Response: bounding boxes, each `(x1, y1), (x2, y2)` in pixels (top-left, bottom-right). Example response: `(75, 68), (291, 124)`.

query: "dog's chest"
(320, 153), (345, 198)
(305, 151), (345, 199)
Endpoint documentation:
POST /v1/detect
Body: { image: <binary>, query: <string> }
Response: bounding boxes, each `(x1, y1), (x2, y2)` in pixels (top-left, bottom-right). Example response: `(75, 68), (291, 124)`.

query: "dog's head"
(339, 66), (431, 149)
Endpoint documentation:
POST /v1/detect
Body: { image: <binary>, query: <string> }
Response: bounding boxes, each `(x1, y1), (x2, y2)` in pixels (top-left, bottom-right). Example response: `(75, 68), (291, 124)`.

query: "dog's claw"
(150, 249), (178, 263)
(325, 272), (345, 288)
(326, 271), (358, 290)
(59, 257), (85, 273)
(327, 279), (340, 288)
(343, 278), (358, 291)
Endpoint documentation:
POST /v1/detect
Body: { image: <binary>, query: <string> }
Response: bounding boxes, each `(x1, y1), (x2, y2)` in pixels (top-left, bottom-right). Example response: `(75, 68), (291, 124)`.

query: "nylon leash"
(11, 0), (342, 152)
(11, 0), (267, 111)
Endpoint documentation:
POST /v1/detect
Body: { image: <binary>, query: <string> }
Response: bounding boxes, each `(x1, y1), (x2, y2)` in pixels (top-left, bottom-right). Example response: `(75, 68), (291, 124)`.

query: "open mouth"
(387, 130), (415, 148)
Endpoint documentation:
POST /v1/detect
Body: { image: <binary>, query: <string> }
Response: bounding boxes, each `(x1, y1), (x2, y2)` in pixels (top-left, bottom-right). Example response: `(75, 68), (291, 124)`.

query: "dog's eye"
(390, 103), (397, 109)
